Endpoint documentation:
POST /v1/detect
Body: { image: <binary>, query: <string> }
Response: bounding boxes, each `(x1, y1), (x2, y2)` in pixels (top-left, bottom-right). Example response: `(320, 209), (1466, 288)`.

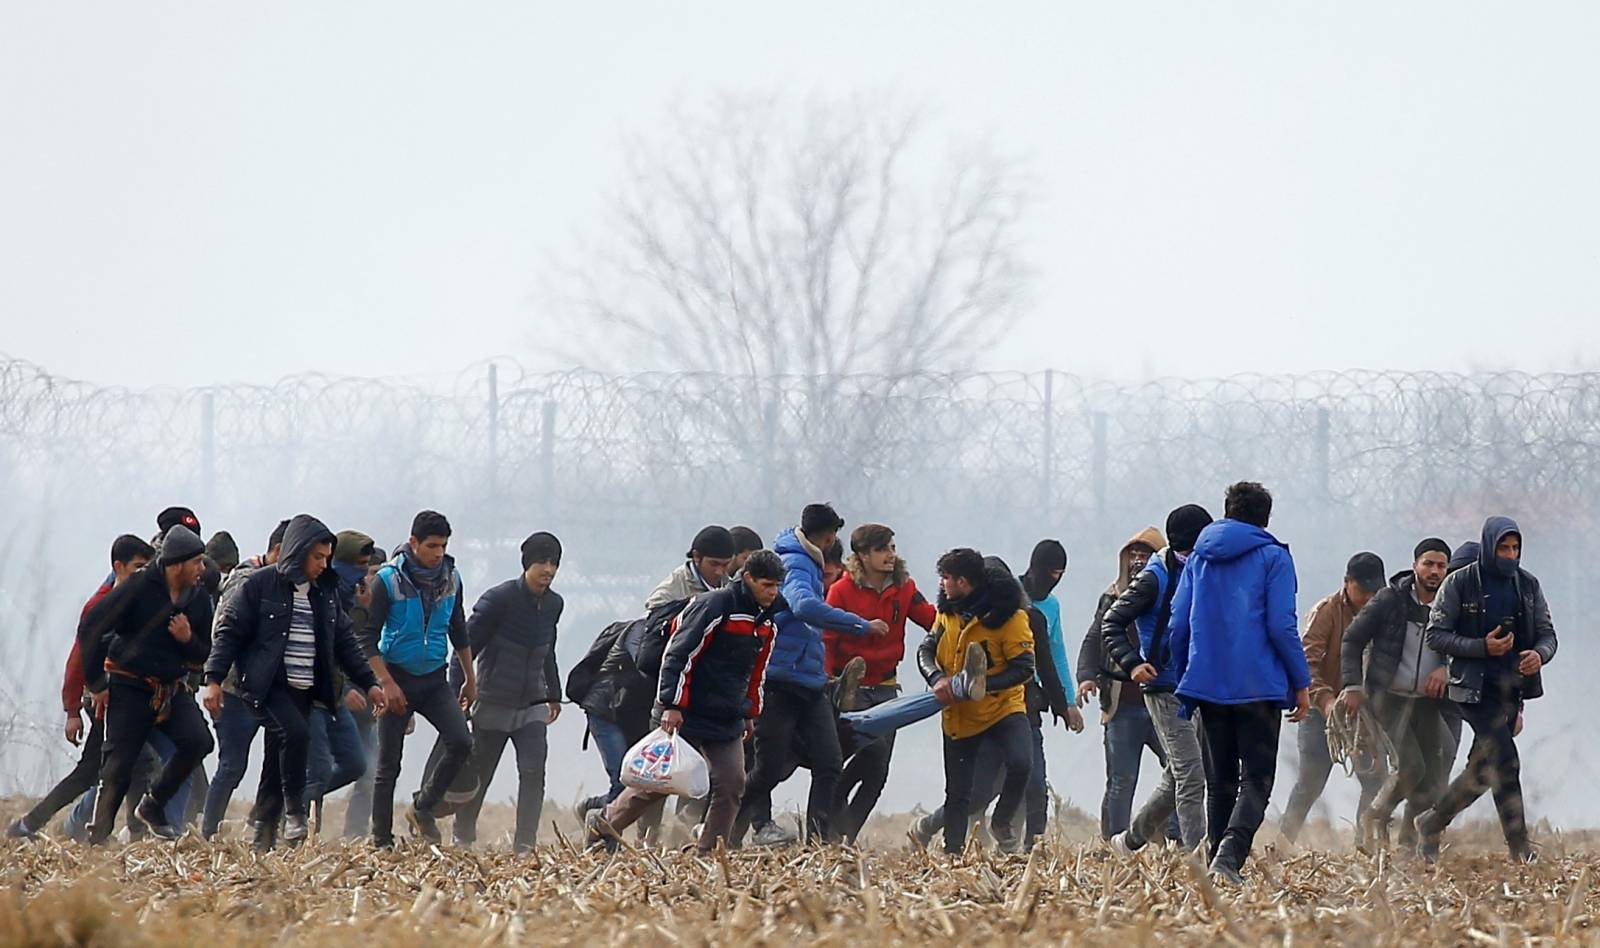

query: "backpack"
(565, 620), (630, 705)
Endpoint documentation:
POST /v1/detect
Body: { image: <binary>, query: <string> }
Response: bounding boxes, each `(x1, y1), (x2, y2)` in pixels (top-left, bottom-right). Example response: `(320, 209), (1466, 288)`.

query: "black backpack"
(565, 620), (630, 706)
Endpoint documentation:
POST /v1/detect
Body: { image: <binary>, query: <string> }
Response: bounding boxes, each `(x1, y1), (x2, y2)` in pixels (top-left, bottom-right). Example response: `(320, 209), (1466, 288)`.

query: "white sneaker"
(1110, 831), (1138, 860)
(750, 820), (797, 847)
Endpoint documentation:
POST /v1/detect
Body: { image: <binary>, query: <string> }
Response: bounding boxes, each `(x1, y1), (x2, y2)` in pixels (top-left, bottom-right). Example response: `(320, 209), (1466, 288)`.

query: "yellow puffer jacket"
(919, 561), (1036, 740)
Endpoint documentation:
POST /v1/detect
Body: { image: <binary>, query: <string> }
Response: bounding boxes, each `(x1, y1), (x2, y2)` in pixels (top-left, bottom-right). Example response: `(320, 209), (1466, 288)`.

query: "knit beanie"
(158, 525), (207, 568)
(334, 530), (376, 566)
(1165, 504), (1215, 554)
(204, 531), (241, 572)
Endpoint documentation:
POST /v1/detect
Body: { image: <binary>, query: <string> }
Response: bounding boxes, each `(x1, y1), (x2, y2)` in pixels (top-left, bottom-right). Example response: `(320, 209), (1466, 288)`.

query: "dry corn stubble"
(3, 823), (1599, 946)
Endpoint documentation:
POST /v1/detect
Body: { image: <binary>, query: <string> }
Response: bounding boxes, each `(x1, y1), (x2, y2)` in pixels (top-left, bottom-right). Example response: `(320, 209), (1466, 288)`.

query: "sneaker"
(5, 818), (35, 840)
(992, 823), (1022, 855)
(834, 656), (867, 712)
(958, 643), (988, 701)
(371, 834), (395, 850)
(1413, 809), (1444, 864)
(1110, 830), (1140, 860)
(406, 804), (441, 844)
(282, 813), (309, 843)
(135, 796), (182, 840)
(1509, 841), (1538, 865)
(577, 795), (606, 823)
(750, 820), (797, 848)
(908, 814), (936, 850)
(309, 799), (323, 837)
(584, 809), (619, 852)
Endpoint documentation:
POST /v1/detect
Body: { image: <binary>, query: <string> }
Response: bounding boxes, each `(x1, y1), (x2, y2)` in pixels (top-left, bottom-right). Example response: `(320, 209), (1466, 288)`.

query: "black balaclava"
(1023, 540), (1067, 600)
(1165, 504), (1214, 554)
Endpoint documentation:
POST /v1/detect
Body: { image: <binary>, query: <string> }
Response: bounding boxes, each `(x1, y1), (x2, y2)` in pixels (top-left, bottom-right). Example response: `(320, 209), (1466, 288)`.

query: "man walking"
(451, 532), (564, 852)
(738, 504), (889, 846)
(1167, 482), (1310, 883)
(78, 525), (216, 843)
(7, 536), (154, 840)
(645, 526), (735, 610)
(1415, 517), (1557, 863)
(1103, 504), (1214, 857)
(360, 510), (477, 847)
(587, 550), (787, 854)
(1279, 552), (1389, 843)
(1339, 538), (1454, 846)
(823, 523), (938, 842)
(204, 515), (384, 850)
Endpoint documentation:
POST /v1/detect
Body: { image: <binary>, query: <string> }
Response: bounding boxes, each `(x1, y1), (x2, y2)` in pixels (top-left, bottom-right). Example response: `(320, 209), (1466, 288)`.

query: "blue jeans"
(840, 690), (941, 743)
(64, 738), (183, 839)
(305, 703), (367, 804)
(201, 693), (262, 837)
(586, 713), (633, 802)
(1101, 695), (1169, 839)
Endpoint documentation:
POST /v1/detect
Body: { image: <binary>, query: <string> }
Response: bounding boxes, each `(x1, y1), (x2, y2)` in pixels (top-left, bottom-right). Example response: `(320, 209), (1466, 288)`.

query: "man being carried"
(1279, 552), (1389, 843)
(738, 504), (889, 846)
(78, 525), (216, 843)
(451, 532), (565, 853)
(204, 515), (384, 850)
(1103, 504), (1214, 858)
(360, 510), (477, 847)
(1339, 538), (1454, 848)
(587, 550), (787, 854)
(1167, 482), (1310, 883)
(1415, 517), (1557, 863)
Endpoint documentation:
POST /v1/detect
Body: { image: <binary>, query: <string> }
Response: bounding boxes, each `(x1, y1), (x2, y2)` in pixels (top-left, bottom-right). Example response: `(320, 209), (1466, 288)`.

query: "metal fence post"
(1042, 370), (1054, 520)
(486, 364), (499, 502)
(540, 399), (557, 524)
(1315, 407), (1331, 500)
(199, 391), (215, 511)
(1091, 411), (1108, 518)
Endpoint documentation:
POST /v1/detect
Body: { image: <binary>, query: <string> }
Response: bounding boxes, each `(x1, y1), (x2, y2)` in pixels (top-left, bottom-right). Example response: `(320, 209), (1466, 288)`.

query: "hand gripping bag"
(621, 727), (710, 798)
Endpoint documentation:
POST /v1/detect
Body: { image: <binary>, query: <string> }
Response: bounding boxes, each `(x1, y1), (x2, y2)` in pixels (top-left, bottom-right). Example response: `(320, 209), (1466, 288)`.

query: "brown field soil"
(4, 799), (1599, 946)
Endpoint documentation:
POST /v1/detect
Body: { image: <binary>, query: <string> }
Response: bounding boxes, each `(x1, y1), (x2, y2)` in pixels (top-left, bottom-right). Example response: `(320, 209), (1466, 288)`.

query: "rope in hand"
(1326, 701), (1398, 779)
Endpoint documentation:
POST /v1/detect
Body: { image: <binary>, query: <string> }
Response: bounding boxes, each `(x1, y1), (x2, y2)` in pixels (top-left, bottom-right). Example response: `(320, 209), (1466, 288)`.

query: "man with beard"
(1339, 538), (1453, 847)
(1415, 518), (1557, 863)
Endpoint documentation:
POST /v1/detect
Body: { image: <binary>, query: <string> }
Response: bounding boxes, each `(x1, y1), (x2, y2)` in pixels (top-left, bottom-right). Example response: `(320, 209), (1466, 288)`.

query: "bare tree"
(552, 93), (1031, 379)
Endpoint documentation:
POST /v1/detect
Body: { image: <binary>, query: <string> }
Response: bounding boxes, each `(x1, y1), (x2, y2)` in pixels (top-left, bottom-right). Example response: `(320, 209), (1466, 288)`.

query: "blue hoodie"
(767, 527), (871, 690)
(1167, 519), (1309, 714)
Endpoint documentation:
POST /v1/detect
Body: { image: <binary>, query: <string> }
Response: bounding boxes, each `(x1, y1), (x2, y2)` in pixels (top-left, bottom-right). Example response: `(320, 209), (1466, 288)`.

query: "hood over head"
(1479, 516), (1522, 580)
(1109, 526), (1166, 594)
(1189, 519), (1283, 565)
(1448, 541), (1480, 573)
(204, 531), (240, 572)
(276, 514), (337, 585)
(157, 525), (206, 568)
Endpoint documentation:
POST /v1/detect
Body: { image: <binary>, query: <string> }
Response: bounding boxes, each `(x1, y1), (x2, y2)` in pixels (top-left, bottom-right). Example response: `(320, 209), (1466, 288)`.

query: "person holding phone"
(1415, 516), (1557, 863)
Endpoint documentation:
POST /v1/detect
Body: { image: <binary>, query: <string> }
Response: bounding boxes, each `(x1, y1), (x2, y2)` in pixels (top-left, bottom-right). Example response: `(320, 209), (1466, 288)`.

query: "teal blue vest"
(376, 554), (461, 675)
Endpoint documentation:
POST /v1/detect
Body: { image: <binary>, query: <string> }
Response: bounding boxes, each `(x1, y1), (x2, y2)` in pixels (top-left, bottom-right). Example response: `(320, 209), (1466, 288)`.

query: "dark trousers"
(831, 683), (899, 842)
(371, 666), (473, 842)
(1025, 719), (1049, 843)
(1431, 685), (1527, 850)
(251, 684), (314, 825)
(941, 712), (1032, 854)
(1194, 701), (1281, 869)
(454, 719), (549, 852)
(1280, 708), (1385, 841)
(1368, 692), (1450, 826)
(738, 682), (843, 842)
(22, 715), (106, 832)
(92, 681), (213, 842)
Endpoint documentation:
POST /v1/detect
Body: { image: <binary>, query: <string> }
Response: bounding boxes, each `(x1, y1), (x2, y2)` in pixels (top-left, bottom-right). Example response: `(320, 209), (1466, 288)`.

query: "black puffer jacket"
(573, 598), (689, 737)
(205, 515), (378, 709)
(469, 578), (563, 708)
(1340, 571), (1428, 694)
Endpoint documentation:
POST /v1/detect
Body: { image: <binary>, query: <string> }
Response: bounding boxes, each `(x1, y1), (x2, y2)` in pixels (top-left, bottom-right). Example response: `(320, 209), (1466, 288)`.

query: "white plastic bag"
(621, 727), (710, 798)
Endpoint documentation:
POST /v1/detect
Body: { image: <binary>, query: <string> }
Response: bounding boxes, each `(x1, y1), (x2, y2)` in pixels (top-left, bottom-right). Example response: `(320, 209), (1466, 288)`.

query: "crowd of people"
(5, 483), (1558, 883)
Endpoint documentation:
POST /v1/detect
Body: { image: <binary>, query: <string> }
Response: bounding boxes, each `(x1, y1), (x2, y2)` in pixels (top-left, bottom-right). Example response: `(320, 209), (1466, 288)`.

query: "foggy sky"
(3, 2), (1597, 386)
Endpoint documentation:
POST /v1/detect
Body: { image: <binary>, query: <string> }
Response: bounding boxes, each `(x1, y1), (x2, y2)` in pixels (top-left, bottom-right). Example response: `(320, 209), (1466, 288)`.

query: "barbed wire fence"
(2, 356), (1597, 821)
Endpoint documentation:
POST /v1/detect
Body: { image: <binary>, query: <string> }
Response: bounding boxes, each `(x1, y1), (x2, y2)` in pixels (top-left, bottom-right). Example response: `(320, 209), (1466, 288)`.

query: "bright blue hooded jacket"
(1167, 519), (1309, 714)
(767, 527), (871, 691)
(1133, 553), (1181, 692)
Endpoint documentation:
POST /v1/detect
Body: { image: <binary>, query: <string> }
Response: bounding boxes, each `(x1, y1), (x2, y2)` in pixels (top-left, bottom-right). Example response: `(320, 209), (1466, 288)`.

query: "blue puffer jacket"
(1168, 519), (1309, 714)
(766, 528), (871, 691)
(1134, 555), (1180, 691)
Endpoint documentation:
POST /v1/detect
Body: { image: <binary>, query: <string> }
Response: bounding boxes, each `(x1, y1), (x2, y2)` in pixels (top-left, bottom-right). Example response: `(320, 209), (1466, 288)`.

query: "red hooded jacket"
(824, 557), (937, 685)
